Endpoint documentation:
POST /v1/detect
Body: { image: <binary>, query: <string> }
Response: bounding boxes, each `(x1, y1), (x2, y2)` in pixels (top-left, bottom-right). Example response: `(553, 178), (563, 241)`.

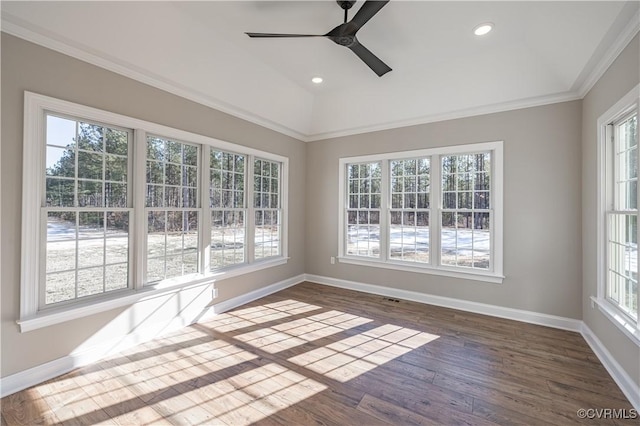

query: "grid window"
(607, 112), (638, 320)
(254, 158), (281, 259)
(44, 115), (131, 306)
(340, 142), (502, 282)
(146, 136), (199, 283)
(210, 151), (246, 268)
(390, 158), (430, 263)
(22, 93), (290, 328)
(441, 153), (491, 269)
(346, 162), (381, 258)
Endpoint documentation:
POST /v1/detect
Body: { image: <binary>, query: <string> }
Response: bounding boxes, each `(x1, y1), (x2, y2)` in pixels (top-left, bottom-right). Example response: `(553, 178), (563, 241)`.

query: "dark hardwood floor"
(1, 282), (636, 425)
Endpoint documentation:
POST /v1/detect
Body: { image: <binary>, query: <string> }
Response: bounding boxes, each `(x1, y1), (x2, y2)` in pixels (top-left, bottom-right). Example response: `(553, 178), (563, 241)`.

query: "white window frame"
(20, 92), (289, 332)
(338, 141), (504, 284)
(595, 83), (640, 346)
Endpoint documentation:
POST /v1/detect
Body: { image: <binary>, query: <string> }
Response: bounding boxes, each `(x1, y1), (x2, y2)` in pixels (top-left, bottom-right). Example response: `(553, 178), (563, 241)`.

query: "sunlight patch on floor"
(288, 325), (439, 382)
(200, 299), (323, 333)
(175, 362), (327, 425)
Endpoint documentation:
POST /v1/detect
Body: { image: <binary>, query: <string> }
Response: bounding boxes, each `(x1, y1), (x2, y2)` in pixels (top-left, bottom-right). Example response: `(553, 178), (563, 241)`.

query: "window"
(210, 150), (246, 269)
(44, 115), (132, 306)
(441, 153), (491, 269)
(338, 141), (503, 283)
(20, 92), (288, 330)
(390, 159), (429, 263)
(346, 162), (381, 258)
(597, 86), (640, 343)
(146, 136), (200, 283)
(254, 158), (282, 260)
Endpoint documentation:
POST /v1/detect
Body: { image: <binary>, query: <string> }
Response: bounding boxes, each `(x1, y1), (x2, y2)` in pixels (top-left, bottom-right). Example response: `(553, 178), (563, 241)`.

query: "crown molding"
(0, 13), (309, 142)
(576, 8), (640, 98)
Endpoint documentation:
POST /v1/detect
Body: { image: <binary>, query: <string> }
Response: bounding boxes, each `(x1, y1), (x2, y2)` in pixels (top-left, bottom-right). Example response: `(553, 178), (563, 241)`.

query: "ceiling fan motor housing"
(337, 1), (357, 10)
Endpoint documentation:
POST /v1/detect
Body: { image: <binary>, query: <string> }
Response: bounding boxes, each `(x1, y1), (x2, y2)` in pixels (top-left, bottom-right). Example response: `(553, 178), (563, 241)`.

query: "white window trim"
(337, 141), (504, 283)
(595, 83), (640, 345)
(20, 92), (289, 332)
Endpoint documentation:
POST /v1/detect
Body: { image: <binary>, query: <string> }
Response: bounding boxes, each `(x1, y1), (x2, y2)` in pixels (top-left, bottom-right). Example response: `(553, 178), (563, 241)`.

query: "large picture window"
(20, 92), (288, 331)
(338, 141), (503, 283)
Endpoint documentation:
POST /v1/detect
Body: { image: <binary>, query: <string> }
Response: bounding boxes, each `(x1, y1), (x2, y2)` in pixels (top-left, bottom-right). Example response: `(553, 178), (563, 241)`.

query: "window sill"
(337, 256), (504, 284)
(591, 296), (640, 347)
(17, 257), (288, 332)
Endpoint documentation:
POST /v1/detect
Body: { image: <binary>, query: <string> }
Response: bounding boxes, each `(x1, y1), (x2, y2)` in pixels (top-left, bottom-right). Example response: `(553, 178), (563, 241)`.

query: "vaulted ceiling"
(2, 1), (639, 141)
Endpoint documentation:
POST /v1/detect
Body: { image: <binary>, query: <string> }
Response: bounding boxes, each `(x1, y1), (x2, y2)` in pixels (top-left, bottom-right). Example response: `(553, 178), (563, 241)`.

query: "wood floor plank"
(0, 388), (58, 426)
(357, 393), (433, 425)
(1, 282), (633, 425)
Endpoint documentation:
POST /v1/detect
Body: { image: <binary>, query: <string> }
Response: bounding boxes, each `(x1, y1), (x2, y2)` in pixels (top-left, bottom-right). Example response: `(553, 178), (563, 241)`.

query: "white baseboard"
(304, 274), (582, 332)
(581, 323), (640, 411)
(0, 273), (305, 398)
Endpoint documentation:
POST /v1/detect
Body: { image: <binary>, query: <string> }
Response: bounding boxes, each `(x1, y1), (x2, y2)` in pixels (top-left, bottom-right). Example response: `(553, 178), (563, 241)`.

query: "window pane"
(46, 271), (76, 304)
(46, 212), (76, 273)
(441, 212), (490, 269)
(147, 136), (198, 209)
(46, 146), (75, 177)
(78, 180), (103, 207)
(77, 267), (104, 298)
(46, 178), (75, 207)
(46, 115), (76, 148)
(211, 211), (245, 269)
(77, 151), (103, 180)
(105, 264), (128, 291)
(255, 210), (280, 260)
(105, 183), (127, 207)
(77, 123), (103, 152)
(146, 210), (199, 283)
(211, 151), (245, 209)
(607, 213), (638, 319)
(105, 128), (128, 156)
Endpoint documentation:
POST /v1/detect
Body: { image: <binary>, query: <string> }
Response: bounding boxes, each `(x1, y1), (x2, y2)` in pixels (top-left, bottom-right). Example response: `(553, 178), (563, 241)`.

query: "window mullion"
(133, 129), (147, 289)
(247, 155), (255, 263)
(431, 154), (441, 267)
(201, 145), (211, 274)
(380, 160), (389, 262)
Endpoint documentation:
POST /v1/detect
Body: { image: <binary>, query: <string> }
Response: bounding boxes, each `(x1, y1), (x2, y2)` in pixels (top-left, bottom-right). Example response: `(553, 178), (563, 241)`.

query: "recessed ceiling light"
(311, 77), (323, 84)
(473, 23), (493, 36)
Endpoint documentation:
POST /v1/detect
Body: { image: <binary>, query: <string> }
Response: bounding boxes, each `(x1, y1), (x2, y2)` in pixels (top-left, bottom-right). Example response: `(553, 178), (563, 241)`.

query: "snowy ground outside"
(45, 218), (278, 304)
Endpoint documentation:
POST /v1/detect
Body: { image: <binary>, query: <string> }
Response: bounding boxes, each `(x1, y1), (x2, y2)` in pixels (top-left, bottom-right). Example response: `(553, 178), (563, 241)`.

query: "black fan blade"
(348, 40), (392, 76)
(246, 32), (325, 38)
(350, 0), (389, 31)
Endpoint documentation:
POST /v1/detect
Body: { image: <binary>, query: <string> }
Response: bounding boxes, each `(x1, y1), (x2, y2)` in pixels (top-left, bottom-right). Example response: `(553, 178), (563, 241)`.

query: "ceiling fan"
(246, 0), (392, 77)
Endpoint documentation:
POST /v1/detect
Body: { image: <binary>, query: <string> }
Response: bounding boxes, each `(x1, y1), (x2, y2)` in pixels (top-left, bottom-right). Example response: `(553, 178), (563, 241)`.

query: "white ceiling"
(2, 1), (639, 141)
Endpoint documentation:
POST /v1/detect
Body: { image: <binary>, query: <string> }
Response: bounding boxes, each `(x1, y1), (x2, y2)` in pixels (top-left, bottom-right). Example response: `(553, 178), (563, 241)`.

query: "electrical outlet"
(330, 256), (335, 265)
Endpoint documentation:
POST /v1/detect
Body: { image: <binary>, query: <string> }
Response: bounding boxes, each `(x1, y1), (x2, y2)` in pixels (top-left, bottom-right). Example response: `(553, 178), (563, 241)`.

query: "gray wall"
(1, 33), (307, 377)
(582, 34), (640, 387)
(306, 101), (583, 319)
